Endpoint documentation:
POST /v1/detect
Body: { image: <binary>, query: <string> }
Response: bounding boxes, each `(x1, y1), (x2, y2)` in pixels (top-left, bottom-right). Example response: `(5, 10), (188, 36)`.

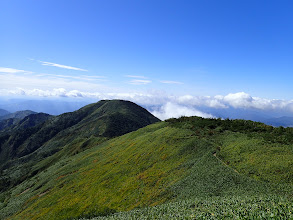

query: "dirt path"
(213, 152), (239, 174)
(19, 187), (31, 195)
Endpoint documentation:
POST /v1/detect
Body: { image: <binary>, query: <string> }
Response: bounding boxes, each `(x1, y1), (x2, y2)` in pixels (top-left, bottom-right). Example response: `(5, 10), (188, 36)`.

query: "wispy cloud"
(0, 72), (108, 92)
(38, 60), (88, 71)
(36, 73), (106, 81)
(160, 80), (183, 84)
(125, 75), (147, 79)
(129, 79), (152, 85)
(124, 75), (152, 85)
(0, 66), (105, 87)
(0, 67), (32, 74)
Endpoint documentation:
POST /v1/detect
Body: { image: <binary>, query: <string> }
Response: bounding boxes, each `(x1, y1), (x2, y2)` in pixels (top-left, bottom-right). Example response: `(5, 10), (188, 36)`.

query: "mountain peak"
(0, 100), (160, 192)
(74, 99), (160, 137)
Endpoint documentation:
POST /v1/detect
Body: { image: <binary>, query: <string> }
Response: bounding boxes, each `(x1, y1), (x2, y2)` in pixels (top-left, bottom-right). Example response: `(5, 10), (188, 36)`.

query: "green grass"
(92, 195), (293, 219)
(217, 132), (293, 184)
(1, 117), (293, 219)
(167, 116), (293, 185)
(1, 122), (196, 219)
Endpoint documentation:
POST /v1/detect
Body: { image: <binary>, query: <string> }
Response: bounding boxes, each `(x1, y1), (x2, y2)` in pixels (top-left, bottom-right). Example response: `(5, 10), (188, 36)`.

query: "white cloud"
(151, 102), (214, 120)
(66, 90), (84, 97)
(129, 79), (152, 85)
(0, 88), (143, 100)
(0, 87), (213, 120)
(2, 87), (293, 114)
(210, 92), (293, 111)
(38, 60), (88, 71)
(0, 67), (32, 74)
(160, 80), (183, 84)
(3, 85), (293, 119)
(1, 88), (86, 98)
(176, 95), (227, 108)
(0, 73), (108, 92)
(222, 92), (253, 108)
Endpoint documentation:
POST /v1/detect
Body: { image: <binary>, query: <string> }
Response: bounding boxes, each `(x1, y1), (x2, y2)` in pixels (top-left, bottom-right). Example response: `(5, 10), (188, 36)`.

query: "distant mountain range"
(262, 116), (293, 127)
(196, 106), (293, 127)
(0, 109), (10, 117)
(0, 99), (90, 115)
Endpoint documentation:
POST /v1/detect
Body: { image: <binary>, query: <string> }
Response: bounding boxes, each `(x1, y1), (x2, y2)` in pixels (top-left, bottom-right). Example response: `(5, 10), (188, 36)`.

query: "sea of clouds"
(2, 88), (293, 121)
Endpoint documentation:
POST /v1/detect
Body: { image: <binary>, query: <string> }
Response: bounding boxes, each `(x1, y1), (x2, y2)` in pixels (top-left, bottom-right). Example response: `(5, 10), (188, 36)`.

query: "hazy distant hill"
(0, 110), (39, 131)
(0, 109), (10, 117)
(196, 106), (293, 127)
(0, 110), (36, 121)
(262, 116), (293, 127)
(0, 99), (90, 115)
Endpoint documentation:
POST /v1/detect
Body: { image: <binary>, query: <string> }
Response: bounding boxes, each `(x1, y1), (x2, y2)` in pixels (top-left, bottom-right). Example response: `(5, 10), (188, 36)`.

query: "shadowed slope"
(0, 113), (51, 132)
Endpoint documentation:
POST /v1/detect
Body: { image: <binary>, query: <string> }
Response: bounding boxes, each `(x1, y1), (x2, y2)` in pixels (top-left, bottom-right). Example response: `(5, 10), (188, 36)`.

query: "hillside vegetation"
(0, 100), (159, 193)
(0, 113), (292, 219)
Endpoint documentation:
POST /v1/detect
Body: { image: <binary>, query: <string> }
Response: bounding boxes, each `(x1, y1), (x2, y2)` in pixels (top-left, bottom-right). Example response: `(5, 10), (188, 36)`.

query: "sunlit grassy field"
(1, 117), (293, 219)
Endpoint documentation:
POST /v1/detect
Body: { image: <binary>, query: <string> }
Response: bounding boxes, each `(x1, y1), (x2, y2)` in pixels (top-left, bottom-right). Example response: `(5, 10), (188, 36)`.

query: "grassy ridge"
(218, 133), (293, 184)
(1, 117), (293, 219)
(167, 116), (293, 185)
(2, 122), (195, 219)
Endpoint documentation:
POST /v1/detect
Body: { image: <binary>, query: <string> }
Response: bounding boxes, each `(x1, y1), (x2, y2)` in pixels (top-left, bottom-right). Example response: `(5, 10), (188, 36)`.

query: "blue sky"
(1, 0), (293, 119)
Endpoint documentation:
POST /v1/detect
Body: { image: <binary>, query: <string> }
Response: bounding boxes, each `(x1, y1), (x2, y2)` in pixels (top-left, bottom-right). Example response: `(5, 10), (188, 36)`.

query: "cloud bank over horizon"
(2, 87), (293, 120)
(1, 66), (293, 120)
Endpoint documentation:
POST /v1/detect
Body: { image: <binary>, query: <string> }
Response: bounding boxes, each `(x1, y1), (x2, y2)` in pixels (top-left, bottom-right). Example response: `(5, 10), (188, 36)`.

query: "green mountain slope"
(1, 116), (292, 219)
(0, 100), (160, 193)
(0, 113), (51, 132)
